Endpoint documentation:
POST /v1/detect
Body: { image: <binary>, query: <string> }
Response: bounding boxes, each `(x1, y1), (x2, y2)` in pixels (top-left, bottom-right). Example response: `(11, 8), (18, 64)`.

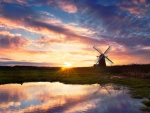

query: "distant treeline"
(0, 64), (150, 72)
(105, 64), (150, 73)
(0, 65), (61, 70)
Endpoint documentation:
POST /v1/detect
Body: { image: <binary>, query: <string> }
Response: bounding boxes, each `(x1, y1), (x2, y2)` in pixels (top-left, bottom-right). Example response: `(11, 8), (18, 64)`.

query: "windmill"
(93, 84), (111, 96)
(93, 46), (113, 67)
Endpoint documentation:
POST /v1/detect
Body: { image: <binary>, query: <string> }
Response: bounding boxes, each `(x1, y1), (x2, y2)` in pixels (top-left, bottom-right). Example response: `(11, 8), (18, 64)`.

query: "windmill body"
(97, 55), (106, 67)
(93, 46), (113, 67)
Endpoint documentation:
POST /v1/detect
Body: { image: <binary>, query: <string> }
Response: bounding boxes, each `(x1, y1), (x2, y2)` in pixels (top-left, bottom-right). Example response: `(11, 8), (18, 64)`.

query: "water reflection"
(0, 82), (144, 113)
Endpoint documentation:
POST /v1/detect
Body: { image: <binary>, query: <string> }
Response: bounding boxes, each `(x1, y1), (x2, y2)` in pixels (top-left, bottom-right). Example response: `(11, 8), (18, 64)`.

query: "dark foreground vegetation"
(0, 64), (150, 111)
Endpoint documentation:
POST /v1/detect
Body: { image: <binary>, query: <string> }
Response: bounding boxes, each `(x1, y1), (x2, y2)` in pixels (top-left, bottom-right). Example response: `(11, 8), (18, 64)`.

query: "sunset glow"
(0, 0), (150, 67)
(64, 62), (72, 68)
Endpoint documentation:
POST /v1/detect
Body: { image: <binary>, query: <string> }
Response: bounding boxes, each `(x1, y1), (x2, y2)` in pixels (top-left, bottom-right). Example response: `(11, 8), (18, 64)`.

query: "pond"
(0, 82), (145, 113)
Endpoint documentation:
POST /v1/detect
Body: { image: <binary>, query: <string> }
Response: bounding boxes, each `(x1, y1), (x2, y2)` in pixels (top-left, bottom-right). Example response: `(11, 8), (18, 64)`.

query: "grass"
(141, 100), (150, 111)
(0, 64), (150, 111)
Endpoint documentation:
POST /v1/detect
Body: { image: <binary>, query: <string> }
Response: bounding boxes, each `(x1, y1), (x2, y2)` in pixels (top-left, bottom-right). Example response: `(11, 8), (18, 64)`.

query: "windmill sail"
(93, 46), (113, 67)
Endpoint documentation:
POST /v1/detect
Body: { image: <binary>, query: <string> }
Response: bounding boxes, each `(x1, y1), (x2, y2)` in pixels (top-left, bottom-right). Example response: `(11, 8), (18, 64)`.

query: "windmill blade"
(93, 84), (111, 96)
(100, 84), (111, 95)
(105, 58), (113, 65)
(104, 46), (111, 55)
(93, 85), (101, 95)
(94, 56), (99, 64)
(93, 46), (103, 54)
(95, 55), (102, 64)
(105, 56), (113, 64)
(97, 55), (103, 64)
(104, 86), (111, 95)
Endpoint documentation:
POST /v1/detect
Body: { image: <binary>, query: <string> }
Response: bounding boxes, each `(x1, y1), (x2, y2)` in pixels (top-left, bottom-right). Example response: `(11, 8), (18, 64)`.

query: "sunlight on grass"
(57, 67), (77, 76)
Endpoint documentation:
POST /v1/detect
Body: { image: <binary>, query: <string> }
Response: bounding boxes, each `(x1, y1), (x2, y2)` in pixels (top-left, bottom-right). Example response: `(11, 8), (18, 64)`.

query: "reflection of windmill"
(93, 46), (114, 67)
(93, 84), (111, 95)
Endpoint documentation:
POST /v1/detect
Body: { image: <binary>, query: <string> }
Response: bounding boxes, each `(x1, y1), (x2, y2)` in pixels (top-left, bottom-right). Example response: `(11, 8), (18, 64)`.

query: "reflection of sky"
(0, 82), (144, 113)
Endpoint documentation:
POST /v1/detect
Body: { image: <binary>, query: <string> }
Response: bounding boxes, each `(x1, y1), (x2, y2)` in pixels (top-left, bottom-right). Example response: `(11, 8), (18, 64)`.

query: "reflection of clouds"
(0, 84), (30, 103)
(63, 100), (96, 113)
(0, 102), (20, 109)
(0, 82), (144, 113)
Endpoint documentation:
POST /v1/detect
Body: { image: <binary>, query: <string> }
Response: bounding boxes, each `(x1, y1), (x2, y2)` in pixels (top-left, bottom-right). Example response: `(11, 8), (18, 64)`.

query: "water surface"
(0, 82), (144, 113)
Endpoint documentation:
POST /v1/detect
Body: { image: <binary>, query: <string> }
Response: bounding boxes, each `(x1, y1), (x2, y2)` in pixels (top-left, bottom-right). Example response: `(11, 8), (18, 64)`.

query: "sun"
(64, 62), (72, 68)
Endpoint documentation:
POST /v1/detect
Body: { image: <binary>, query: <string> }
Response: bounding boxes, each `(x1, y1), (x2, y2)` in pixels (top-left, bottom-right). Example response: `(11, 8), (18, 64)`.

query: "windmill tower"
(93, 46), (113, 67)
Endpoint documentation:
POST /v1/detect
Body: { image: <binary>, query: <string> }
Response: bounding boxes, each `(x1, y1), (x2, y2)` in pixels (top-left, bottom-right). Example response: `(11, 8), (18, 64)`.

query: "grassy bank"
(0, 65), (150, 111)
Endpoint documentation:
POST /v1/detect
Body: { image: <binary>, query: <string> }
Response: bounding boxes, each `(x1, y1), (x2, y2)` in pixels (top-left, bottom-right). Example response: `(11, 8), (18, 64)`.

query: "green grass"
(141, 100), (150, 111)
(0, 66), (150, 111)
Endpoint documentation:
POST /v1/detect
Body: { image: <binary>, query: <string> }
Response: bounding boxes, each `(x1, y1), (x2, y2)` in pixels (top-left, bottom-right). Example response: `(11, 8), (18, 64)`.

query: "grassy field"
(0, 64), (150, 111)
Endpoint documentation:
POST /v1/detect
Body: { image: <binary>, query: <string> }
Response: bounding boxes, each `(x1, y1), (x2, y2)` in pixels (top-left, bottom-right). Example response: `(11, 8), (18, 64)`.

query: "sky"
(0, 0), (150, 67)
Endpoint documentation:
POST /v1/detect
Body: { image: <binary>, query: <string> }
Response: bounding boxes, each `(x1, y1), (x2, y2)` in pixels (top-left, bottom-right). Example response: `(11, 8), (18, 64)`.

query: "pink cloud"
(120, 6), (145, 15)
(0, 16), (103, 47)
(0, 0), (27, 4)
(36, 36), (63, 46)
(0, 0), (12, 3)
(140, 0), (146, 3)
(58, 1), (78, 13)
(16, 0), (27, 4)
(131, 0), (146, 4)
(0, 31), (30, 49)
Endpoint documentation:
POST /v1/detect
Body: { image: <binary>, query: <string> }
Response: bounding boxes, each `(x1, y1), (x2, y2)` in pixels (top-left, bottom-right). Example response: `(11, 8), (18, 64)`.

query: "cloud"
(0, 2), (104, 46)
(1, 0), (149, 49)
(0, 0), (13, 3)
(0, 2), (38, 20)
(36, 36), (63, 46)
(108, 45), (150, 65)
(112, 37), (150, 47)
(120, 4), (145, 15)
(140, 0), (146, 3)
(0, 1), (111, 46)
(0, 0), (150, 66)
(0, 0), (26, 4)
(65, 0), (150, 58)
(21, 18), (107, 46)
(0, 31), (30, 49)
(57, 0), (78, 13)
(0, 61), (57, 66)
(0, 84), (29, 106)
(0, 57), (13, 60)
